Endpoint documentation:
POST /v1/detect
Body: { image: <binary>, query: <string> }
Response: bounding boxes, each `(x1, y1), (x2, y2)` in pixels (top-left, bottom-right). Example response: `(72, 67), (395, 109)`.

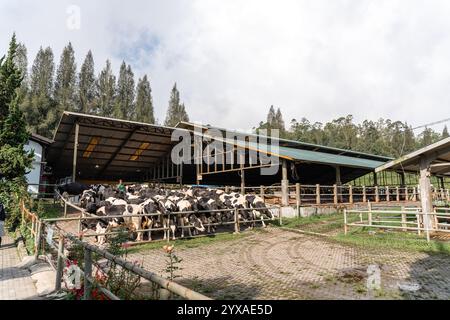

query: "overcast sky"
(1, 0), (449, 132)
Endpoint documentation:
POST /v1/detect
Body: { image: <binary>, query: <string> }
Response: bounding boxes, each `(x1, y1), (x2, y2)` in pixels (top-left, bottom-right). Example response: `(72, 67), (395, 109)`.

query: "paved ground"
(0, 236), (39, 300)
(128, 227), (450, 300)
(55, 212), (450, 300)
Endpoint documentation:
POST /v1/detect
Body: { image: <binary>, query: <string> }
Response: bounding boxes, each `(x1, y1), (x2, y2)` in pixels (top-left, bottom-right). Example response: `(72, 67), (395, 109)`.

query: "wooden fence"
(19, 200), (211, 300)
(228, 184), (450, 206)
(344, 205), (450, 242)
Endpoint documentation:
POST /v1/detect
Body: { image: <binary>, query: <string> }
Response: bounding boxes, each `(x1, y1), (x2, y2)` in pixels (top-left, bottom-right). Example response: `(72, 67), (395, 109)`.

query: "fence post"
(401, 206), (407, 232)
(260, 185), (265, 201)
(316, 184), (321, 205)
(234, 207), (239, 234)
(21, 201), (25, 227)
(84, 248), (93, 300)
(344, 209), (348, 235)
(78, 210), (84, 239)
(433, 208), (438, 231)
(34, 220), (42, 260)
(375, 186), (380, 203)
(386, 186), (390, 202)
(405, 187), (409, 201)
(333, 184), (338, 204)
(363, 186), (367, 203)
(225, 186), (229, 193)
(368, 202), (372, 226)
(55, 235), (65, 291)
(295, 183), (301, 218)
(64, 202), (67, 218)
(349, 185), (353, 204)
(416, 212), (421, 235)
(396, 187), (400, 202)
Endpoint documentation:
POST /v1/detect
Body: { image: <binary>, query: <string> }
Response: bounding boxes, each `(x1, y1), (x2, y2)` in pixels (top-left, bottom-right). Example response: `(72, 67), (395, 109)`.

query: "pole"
(84, 248), (92, 300)
(55, 235), (65, 291)
(281, 160), (289, 206)
(72, 122), (79, 182)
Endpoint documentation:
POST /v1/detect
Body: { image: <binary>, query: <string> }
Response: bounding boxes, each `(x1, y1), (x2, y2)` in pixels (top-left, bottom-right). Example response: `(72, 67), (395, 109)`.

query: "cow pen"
(20, 201), (211, 300)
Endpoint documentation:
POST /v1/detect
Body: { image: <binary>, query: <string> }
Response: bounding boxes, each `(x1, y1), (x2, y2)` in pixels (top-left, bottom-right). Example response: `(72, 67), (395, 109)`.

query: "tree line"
(10, 35), (189, 138)
(256, 105), (449, 158)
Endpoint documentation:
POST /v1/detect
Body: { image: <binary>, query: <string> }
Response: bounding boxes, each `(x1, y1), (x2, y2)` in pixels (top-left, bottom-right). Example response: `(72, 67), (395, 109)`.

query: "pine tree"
(54, 42), (77, 112)
(114, 61), (135, 120)
(442, 125), (449, 139)
(96, 60), (116, 116)
(266, 105), (276, 127)
(164, 83), (189, 126)
(13, 42), (28, 99)
(135, 75), (155, 123)
(0, 35), (33, 180)
(78, 50), (96, 114)
(21, 46), (56, 137)
(0, 34), (23, 123)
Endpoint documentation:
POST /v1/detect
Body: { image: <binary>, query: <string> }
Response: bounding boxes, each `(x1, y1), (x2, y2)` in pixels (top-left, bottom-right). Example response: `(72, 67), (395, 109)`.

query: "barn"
(45, 111), (392, 189)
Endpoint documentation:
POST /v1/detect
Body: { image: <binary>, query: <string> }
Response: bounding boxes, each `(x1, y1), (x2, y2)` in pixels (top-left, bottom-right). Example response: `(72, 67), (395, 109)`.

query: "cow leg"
(261, 216), (266, 228)
(180, 216), (185, 238)
(163, 218), (167, 240)
(170, 220), (176, 240)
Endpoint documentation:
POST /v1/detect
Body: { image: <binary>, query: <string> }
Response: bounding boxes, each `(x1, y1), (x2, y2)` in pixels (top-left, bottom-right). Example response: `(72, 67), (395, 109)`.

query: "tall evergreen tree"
(21, 46), (56, 137)
(135, 75), (154, 123)
(0, 35), (33, 180)
(78, 50), (96, 114)
(442, 125), (449, 139)
(114, 61), (135, 120)
(164, 83), (189, 126)
(96, 60), (116, 116)
(0, 33), (23, 123)
(54, 42), (77, 112)
(13, 42), (28, 99)
(266, 105), (276, 127)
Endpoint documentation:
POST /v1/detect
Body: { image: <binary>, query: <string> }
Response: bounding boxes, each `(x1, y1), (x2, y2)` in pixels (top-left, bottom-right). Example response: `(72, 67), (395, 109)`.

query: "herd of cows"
(57, 183), (275, 244)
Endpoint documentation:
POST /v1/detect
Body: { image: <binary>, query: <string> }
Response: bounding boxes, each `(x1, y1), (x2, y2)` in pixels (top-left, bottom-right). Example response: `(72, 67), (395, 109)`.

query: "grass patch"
(334, 228), (450, 255)
(127, 231), (251, 253)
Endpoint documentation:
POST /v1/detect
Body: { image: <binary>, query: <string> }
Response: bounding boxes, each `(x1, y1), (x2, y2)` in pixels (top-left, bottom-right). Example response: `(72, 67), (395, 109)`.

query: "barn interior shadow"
(398, 243), (450, 300)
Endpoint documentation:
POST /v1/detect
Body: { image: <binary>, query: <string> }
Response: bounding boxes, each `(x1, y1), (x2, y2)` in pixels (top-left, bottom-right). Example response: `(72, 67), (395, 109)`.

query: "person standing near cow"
(0, 201), (6, 247)
(117, 179), (126, 199)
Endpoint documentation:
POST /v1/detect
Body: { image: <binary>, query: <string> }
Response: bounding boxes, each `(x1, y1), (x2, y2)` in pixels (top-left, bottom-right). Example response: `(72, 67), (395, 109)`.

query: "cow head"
(188, 214), (205, 232)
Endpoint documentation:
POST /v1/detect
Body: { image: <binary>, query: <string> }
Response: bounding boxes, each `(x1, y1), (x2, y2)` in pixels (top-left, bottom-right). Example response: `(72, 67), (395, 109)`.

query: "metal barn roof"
(180, 122), (392, 169)
(375, 137), (450, 176)
(47, 111), (182, 180)
(47, 112), (392, 183)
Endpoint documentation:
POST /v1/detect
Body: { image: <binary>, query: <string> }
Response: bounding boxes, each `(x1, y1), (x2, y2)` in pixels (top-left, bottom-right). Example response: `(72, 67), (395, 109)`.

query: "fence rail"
(19, 200), (212, 300)
(228, 184), (450, 206)
(343, 205), (450, 242)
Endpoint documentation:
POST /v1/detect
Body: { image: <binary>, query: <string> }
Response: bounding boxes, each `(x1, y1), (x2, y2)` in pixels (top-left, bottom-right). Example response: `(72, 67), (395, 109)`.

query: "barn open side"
(46, 112), (393, 191)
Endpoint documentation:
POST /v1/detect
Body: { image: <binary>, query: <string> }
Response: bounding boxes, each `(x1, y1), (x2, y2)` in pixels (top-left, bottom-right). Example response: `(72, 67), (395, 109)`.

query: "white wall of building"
(24, 140), (43, 194)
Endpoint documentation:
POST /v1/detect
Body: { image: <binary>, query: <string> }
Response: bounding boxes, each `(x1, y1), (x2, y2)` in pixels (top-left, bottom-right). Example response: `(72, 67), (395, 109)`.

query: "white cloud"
(1, 0), (450, 132)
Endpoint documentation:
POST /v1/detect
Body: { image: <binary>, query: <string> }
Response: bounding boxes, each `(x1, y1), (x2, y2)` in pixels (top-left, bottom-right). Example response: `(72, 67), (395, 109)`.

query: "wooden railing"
(228, 184), (450, 206)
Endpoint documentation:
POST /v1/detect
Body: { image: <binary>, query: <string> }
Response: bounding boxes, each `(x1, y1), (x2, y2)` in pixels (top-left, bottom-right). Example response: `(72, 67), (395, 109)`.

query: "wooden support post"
(84, 248), (92, 300)
(55, 235), (65, 291)
(368, 202), (372, 226)
(260, 185), (265, 200)
(401, 206), (407, 232)
(375, 186), (380, 203)
(419, 156), (433, 236)
(386, 186), (390, 202)
(234, 207), (239, 234)
(333, 184), (338, 204)
(316, 184), (321, 205)
(373, 172), (378, 186)
(405, 186), (409, 201)
(396, 187), (400, 202)
(240, 153), (245, 195)
(64, 202), (67, 218)
(34, 221), (42, 260)
(343, 209), (348, 235)
(281, 160), (289, 206)
(295, 183), (301, 217)
(72, 122), (79, 182)
(363, 186), (367, 203)
(349, 185), (353, 204)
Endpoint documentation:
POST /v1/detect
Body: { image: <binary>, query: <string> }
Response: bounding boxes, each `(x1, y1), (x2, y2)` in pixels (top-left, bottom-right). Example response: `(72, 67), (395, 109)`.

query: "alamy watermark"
(66, 5), (81, 30)
(170, 126), (280, 176)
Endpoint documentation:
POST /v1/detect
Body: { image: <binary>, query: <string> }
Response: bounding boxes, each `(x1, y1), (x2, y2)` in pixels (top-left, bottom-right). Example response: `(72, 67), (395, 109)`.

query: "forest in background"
(6, 35), (450, 160)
